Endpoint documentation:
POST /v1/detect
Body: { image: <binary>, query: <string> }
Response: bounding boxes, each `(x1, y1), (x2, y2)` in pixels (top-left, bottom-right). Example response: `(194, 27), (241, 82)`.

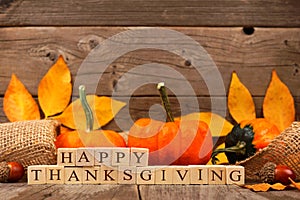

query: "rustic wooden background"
(0, 0), (299, 133)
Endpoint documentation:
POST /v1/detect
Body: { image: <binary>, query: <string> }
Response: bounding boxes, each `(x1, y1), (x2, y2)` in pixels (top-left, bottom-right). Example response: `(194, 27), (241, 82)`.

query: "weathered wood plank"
(138, 184), (300, 200)
(0, 0), (299, 27)
(0, 27), (299, 97)
(1, 96), (300, 131)
(0, 183), (140, 200)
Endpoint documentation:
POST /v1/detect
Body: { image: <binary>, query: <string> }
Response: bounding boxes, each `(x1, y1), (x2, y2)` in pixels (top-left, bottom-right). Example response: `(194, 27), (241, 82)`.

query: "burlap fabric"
(0, 120), (59, 169)
(238, 121), (300, 181)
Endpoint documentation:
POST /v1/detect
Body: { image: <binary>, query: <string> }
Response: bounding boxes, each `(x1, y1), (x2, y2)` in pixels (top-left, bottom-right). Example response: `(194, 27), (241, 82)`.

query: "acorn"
(0, 161), (25, 183)
(259, 162), (296, 185)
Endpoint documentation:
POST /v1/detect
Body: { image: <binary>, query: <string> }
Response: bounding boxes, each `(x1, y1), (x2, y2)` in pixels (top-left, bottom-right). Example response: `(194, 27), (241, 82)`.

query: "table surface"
(1, 182), (299, 200)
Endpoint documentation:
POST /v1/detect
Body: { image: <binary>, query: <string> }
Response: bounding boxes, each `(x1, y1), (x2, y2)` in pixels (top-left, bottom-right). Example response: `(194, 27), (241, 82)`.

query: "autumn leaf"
(289, 178), (300, 190)
(243, 183), (286, 192)
(38, 56), (72, 118)
(263, 70), (295, 132)
(179, 112), (233, 137)
(207, 143), (228, 165)
(228, 72), (256, 123)
(56, 95), (126, 130)
(3, 74), (40, 121)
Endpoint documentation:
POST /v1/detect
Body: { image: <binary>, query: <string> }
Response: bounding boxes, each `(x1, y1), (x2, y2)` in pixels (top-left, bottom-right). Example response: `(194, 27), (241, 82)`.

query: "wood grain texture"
(0, 0), (299, 27)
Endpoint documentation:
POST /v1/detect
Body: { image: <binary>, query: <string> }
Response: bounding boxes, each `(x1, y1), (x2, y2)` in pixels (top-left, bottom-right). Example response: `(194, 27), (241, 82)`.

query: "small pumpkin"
(55, 85), (126, 148)
(211, 118), (280, 164)
(127, 82), (213, 165)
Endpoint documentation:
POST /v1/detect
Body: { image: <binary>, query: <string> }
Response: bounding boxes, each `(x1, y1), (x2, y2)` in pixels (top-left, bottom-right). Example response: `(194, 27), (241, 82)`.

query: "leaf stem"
(211, 141), (246, 165)
(79, 85), (93, 132)
(157, 82), (174, 122)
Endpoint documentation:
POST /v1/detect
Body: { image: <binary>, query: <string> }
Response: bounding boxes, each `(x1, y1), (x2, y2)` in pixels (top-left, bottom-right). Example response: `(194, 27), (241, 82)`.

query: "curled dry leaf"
(56, 95), (126, 130)
(179, 112), (233, 137)
(228, 72), (256, 123)
(4, 74), (40, 121)
(263, 70), (295, 132)
(289, 177), (300, 190)
(243, 183), (286, 192)
(38, 56), (72, 118)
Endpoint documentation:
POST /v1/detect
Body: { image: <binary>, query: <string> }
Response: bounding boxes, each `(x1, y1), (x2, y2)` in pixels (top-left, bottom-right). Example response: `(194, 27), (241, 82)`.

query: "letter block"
(83, 167), (101, 184)
(118, 166), (137, 184)
(155, 166), (173, 184)
(100, 165), (118, 184)
(94, 148), (112, 166)
(28, 165), (47, 185)
(130, 148), (149, 166)
(57, 148), (76, 166)
(64, 167), (83, 184)
(226, 166), (245, 185)
(112, 147), (130, 166)
(172, 166), (190, 184)
(76, 148), (95, 166)
(208, 166), (226, 185)
(137, 167), (155, 184)
(47, 165), (64, 184)
(189, 165), (209, 185)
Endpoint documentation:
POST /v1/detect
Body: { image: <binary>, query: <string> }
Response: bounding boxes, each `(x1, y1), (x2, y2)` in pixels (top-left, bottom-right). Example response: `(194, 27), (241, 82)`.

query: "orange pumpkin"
(127, 83), (213, 165)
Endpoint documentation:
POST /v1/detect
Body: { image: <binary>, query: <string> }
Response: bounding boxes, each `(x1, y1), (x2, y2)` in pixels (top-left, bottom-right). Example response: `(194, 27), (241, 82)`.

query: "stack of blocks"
(28, 147), (245, 185)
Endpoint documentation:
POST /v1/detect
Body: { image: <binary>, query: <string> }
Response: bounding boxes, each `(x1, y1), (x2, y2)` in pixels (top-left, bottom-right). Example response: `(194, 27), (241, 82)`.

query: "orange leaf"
(263, 70), (295, 132)
(289, 178), (300, 190)
(228, 72), (256, 123)
(243, 183), (286, 192)
(56, 95), (126, 130)
(3, 74), (40, 121)
(38, 56), (72, 118)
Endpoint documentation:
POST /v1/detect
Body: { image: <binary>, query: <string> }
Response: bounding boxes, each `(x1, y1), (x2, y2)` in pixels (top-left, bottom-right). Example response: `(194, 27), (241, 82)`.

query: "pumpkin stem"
(79, 85), (94, 132)
(157, 82), (174, 122)
(211, 141), (246, 165)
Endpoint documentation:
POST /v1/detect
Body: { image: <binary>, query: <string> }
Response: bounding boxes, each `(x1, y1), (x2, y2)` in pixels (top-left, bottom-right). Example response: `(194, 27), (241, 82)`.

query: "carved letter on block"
(118, 166), (137, 184)
(64, 167), (83, 184)
(189, 165), (209, 185)
(76, 148), (95, 166)
(47, 165), (64, 184)
(112, 147), (130, 166)
(28, 165), (47, 185)
(172, 166), (190, 184)
(155, 166), (173, 184)
(137, 167), (155, 184)
(83, 167), (101, 184)
(94, 148), (112, 166)
(100, 165), (118, 184)
(226, 166), (245, 185)
(209, 166), (226, 185)
(130, 148), (149, 167)
(57, 148), (76, 166)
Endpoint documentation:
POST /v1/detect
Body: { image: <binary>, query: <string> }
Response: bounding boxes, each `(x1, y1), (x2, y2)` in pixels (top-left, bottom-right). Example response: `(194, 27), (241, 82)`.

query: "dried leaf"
(56, 95), (126, 130)
(243, 183), (286, 192)
(207, 143), (228, 164)
(228, 72), (256, 123)
(3, 74), (40, 121)
(179, 112), (233, 137)
(263, 70), (295, 132)
(289, 178), (300, 190)
(38, 56), (72, 118)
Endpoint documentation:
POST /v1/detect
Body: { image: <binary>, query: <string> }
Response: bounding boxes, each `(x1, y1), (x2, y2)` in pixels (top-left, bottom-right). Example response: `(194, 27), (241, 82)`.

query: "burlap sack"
(238, 121), (300, 181)
(0, 120), (59, 168)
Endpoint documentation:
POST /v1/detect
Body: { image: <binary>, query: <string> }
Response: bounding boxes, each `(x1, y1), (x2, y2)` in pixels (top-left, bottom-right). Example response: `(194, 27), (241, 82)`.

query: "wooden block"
(118, 166), (137, 184)
(154, 166), (173, 184)
(100, 165), (118, 184)
(94, 148), (112, 166)
(28, 165), (47, 185)
(130, 148), (149, 167)
(57, 148), (76, 166)
(64, 167), (83, 184)
(189, 165), (209, 185)
(112, 147), (130, 166)
(172, 166), (190, 184)
(226, 166), (245, 185)
(208, 165), (226, 185)
(47, 165), (64, 184)
(76, 148), (95, 166)
(137, 167), (155, 184)
(83, 166), (101, 184)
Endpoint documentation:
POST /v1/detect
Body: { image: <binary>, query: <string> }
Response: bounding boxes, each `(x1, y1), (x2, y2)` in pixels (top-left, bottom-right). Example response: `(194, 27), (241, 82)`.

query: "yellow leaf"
(3, 74), (40, 121)
(263, 70), (295, 132)
(289, 178), (300, 190)
(38, 56), (72, 118)
(243, 183), (286, 192)
(228, 72), (256, 123)
(56, 95), (126, 130)
(179, 112), (233, 137)
(207, 143), (228, 165)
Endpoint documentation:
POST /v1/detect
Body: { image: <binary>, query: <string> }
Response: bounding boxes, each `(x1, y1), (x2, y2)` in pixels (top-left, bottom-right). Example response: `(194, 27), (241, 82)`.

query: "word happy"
(28, 147), (245, 185)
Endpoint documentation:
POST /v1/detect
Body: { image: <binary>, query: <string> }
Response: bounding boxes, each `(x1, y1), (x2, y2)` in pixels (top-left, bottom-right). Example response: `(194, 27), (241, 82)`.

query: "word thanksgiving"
(28, 147), (245, 185)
